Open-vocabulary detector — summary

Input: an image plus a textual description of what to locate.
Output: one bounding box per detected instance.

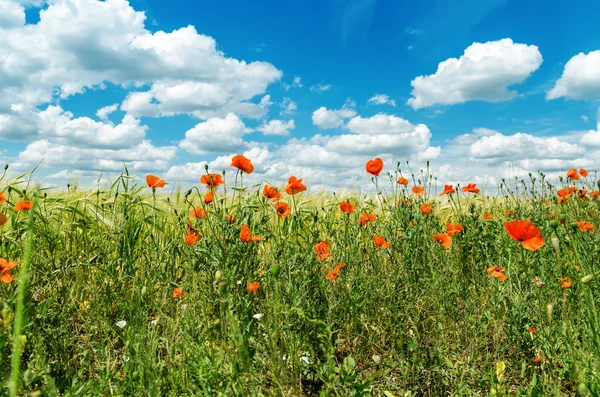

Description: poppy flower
[15,200,33,211]
[528,327,536,334]
[0,214,6,227]
[240,224,262,242]
[567,168,580,181]
[284,176,307,195]
[366,158,384,176]
[439,184,455,196]
[462,183,480,194]
[590,191,600,199]
[412,186,425,195]
[274,202,291,218]
[314,241,331,260]
[568,186,578,194]
[446,223,464,237]
[397,177,409,186]
[263,185,283,201]
[326,267,340,281]
[504,210,514,218]
[190,206,207,219]
[484,212,493,220]
[580,168,589,177]
[172,287,186,298]
[226,214,235,224]
[231,155,254,174]
[432,233,452,248]
[0,258,17,283]
[533,356,542,364]
[358,212,376,226]
[201,174,225,189]
[339,201,355,214]
[246,281,260,293]
[558,276,572,289]
[185,228,199,246]
[577,221,594,232]
[373,236,391,249]
[204,191,213,204]
[486,265,507,281]
[504,220,545,251]
[0,192,5,203]
[146,174,166,189]
[578,190,587,199]
[335,262,347,269]
[420,203,432,215]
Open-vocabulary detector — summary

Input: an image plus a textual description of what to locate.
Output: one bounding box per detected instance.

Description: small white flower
[236,280,242,285]
[372,355,381,364]
[116,320,126,328]
[300,356,310,365]
[253,313,264,319]
[150,319,158,325]
[123,356,130,363]
[282,355,288,361]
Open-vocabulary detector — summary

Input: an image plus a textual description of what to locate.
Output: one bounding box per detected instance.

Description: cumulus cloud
[257,119,295,136]
[178,113,250,155]
[547,51,600,100]
[280,98,297,115]
[96,104,119,120]
[310,83,332,93]
[312,105,357,129]
[407,38,543,109]
[283,76,302,91]
[367,94,396,107]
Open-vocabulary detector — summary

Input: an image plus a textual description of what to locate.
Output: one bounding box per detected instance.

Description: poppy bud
[581,275,594,284]
[569,222,578,230]
[218,279,227,294]
[559,214,567,222]
[270,265,281,277]
[549,220,559,229]
[185,189,192,197]
[204,164,209,171]
[3,164,8,170]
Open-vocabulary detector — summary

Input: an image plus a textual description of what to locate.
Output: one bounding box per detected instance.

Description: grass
[0,163,599,396]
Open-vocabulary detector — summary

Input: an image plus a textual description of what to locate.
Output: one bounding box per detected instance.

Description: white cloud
[178,113,249,154]
[280,98,297,115]
[582,115,589,123]
[0,0,25,28]
[346,114,420,135]
[407,38,543,109]
[312,105,357,129]
[96,104,119,120]
[580,108,600,146]
[310,83,332,93]
[367,94,396,107]
[257,119,295,136]
[547,51,600,100]
[283,76,302,91]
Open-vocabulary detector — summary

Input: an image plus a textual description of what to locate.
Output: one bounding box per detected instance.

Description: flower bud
[549,220,559,229]
[581,275,594,284]
[270,265,281,277]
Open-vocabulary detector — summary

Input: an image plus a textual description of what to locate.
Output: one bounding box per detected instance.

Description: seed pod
[549,220,559,229]
[270,265,281,277]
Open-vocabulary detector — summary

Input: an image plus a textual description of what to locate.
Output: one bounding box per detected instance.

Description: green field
[0,162,599,396]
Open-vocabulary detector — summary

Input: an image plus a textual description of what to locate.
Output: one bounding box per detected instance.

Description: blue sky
[1,0,600,190]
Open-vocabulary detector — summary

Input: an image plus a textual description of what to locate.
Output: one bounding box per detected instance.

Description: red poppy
[204,191,213,204]
[432,233,452,248]
[15,200,33,211]
[339,201,355,214]
[462,183,480,194]
[397,177,409,186]
[231,155,254,174]
[558,276,571,289]
[246,281,260,293]
[284,176,307,195]
[504,220,545,251]
[486,265,507,281]
[326,267,340,281]
[578,190,587,199]
[366,158,384,176]
[184,227,199,246]
[567,168,580,181]
[314,241,331,260]
[484,212,493,220]
[533,356,542,364]
[0,192,5,203]
[439,184,455,196]
[0,258,17,284]
[590,191,600,199]
[580,168,589,177]
[528,327,536,334]
[274,202,291,218]
[373,236,391,249]
[420,203,432,215]
[263,185,283,201]
[240,224,261,242]
[577,221,594,232]
[358,212,376,226]
[446,223,464,237]
[201,174,225,189]
[172,287,186,298]
[190,206,207,219]
[146,174,166,189]
[0,214,7,227]
[412,186,425,195]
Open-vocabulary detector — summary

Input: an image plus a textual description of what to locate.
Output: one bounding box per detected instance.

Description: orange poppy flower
[397,177,409,186]
[0,258,17,284]
[184,227,199,246]
[439,184,455,196]
[412,186,425,195]
[326,267,340,281]
[358,212,377,226]
[373,235,391,249]
[339,201,355,214]
[504,210,514,218]
[246,281,260,293]
[580,168,589,177]
[335,262,347,269]
[314,241,331,260]
[484,211,493,220]
[274,202,291,218]
[558,276,572,289]
[533,356,542,363]
[15,200,33,211]
[567,168,580,181]
[226,214,235,223]
[190,206,207,219]
[557,188,571,198]
[204,191,214,204]
[0,214,7,227]
[172,287,186,298]
[201,174,225,189]
[284,176,307,195]
[568,186,578,194]
[486,265,507,281]
[420,203,432,215]
[590,191,600,199]
[366,157,384,176]
[0,192,5,203]
[528,327,536,334]
[446,223,464,237]
[432,233,452,248]
[263,185,283,201]
[146,174,166,189]
[577,221,594,232]
[230,155,254,174]
[240,224,262,242]
[462,183,480,194]
[504,220,545,251]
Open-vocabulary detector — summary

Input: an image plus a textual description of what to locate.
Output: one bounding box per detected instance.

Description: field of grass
[0,160,599,396]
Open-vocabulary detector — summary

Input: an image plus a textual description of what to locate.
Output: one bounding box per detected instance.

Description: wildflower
[533,356,541,363]
[580,168,589,177]
[532,276,545,287]
[484,211,493,220]
[567,168,580,181]
[284,176,307,195]
[274,202,291,218]
[15,200,33,211]
[528,327,536,334]
[577,190,587,199]
[335,262,347,269]
[420,203,432,215]
[253,313,264,319]
[263,185,283,201]
[412,186,425,195]
[246,281,260,293]
[185,227,199,246]
[558,276,572,289]
[146,174,166,189]
[339,201,355,214]
[116,320,127,328]
[204,191,213,204]
[373,236,391,249]
[462,183,480,194]
[190,206,207,219]
[504,220,545,251]
[226,214,235,223]
[326,268,340,280]
[486,265,507,281]
[201,174,225,189]
[397,177,409,186]
[0,258,17,283]
[240,224,261,242]
[432,233,452,248]
[300,356,310,365]
[314,241,331,260]
[577,221,594,232]
[366,157,384,176]
[0,192,5,202]
[505,210,514,218]
[172,287,186,298]
[372,355,381,364]
[439,184,455,195]
[0,214,6,227]
[590,191,600,199]
[230,155,254,174]
[446,223,464,237]
[358,212,377,226]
